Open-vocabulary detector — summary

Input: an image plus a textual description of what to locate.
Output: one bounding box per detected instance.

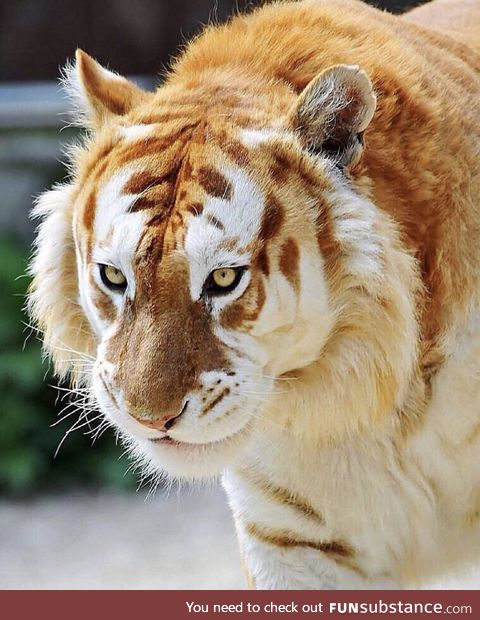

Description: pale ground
[0,487,478,590]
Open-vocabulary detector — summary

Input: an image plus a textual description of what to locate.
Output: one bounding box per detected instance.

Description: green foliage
[0,235,137,495]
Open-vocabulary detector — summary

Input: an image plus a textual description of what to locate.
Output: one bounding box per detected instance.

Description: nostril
[164,415,177,431]
[164,400,189,431]
[180,399,189,416]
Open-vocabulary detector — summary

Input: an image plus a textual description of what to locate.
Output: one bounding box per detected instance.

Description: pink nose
[134,402,188,432]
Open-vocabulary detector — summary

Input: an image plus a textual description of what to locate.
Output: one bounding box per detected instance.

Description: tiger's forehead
[77,117,333,293]
[79,120,279,283]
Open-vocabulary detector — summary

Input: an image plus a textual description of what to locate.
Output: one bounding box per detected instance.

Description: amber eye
[99,264,127,291]
[213,268,236,288]
[205,267,246,297]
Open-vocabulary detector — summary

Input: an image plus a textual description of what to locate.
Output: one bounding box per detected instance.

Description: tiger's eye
[100,264,127,290]
[212,268,236,288]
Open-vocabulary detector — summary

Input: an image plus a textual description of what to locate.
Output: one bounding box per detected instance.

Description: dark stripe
[129,196,158,212]
[245,523,364,577]
[255,247,270,276]
[196,166,233,200]
[220,140,250,167]
[206,214,225,231]
[146,212,170,228]
[135,223,168,267]
[420,350,445,399]
[117,124,196,167]
[200,387,230,416]
[185,202,204,217]
[259,194,284,242]
[225,344,255,364]
[128,170,179,214]
[279,237,300,292]
[245,523,353,557]
[239,469,324,525]
[83,190,97,231]
[123,171,168,195]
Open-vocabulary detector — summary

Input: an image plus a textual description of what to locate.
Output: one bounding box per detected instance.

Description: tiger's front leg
[237,520,402,590]
[224,470,400,590]
[237,523,373,590]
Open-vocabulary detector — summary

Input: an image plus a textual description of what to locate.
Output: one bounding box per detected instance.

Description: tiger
[28,0,480,589]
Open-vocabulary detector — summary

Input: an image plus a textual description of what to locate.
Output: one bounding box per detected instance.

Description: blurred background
[1,0,476,590]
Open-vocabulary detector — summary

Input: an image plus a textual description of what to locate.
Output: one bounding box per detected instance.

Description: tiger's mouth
[147,420,253,451]
[150,435,175,444]
[131,410,258,478]
[149,434,181,446]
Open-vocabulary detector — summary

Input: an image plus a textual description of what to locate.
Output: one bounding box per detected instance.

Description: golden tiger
[29,0,480,589]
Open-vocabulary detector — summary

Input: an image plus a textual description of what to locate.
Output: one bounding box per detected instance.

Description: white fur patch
[328,183,383,280]
[93,168,147,289]
[241,127,282,148]
[79,167,148,329]
[184,164,265,303]
[120,124,157,142]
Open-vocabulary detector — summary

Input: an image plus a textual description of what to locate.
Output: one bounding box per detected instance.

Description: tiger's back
[405,0,480,54]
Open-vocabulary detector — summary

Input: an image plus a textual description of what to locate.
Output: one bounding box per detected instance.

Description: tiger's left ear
[63,49,149,129]
[288,64,376,168]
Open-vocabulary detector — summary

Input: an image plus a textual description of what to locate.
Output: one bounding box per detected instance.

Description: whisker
[51,401,95,427]
[49,384,91,395]
[91,420,112,443]
[54,413,104,457]
[235,388,289,396]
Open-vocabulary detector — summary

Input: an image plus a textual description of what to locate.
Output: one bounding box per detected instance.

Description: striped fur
[29,0,480,589]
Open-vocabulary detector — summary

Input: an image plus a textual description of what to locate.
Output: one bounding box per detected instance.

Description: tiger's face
[78,121,339,479]
[31,51,382,479]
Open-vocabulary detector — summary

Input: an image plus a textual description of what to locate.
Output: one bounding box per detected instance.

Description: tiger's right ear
[63,49,149,129]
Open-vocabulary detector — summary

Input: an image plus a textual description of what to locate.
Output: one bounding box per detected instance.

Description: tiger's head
[29,51,419,479]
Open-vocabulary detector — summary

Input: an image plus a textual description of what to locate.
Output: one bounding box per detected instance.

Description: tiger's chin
[127,422,255,480]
